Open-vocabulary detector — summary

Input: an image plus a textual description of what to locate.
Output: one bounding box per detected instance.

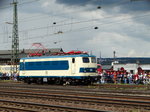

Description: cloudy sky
[0,0,150,58]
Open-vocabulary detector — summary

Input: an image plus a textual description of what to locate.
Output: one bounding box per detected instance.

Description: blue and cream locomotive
[19,53,98,85]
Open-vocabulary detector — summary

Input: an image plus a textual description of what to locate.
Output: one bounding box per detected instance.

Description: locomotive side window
[72,58,75,63]
[91,57,96,63]
[82,57,89,63]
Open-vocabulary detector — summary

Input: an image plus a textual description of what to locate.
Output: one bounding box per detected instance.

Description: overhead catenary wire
[3,18,148,49]
[0,12,149,36]
[0,0,41,10]
[17,0,130,23]
[0,17,149,46]
[0,0,149,48]
[0,0,130,23]
[0,0,146,25]
[18,13,150,40]
[0,11,149,46]
[0,4,12,10]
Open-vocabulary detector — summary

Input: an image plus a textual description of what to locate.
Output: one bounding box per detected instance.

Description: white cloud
[127,49,136,57]
[42,2,50,8]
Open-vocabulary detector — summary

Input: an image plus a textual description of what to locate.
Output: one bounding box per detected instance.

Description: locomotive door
[71,58,76,74]
[22,59,26,74]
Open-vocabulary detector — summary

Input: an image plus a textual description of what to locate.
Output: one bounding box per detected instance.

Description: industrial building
[0,48,63,65]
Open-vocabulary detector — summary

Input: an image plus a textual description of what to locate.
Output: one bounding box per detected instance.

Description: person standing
[124,72,128,84]
[100,72,105,84]
[137,73,143,84]
[134,73,139,84]
[113,71,117,84]
[143,72,148,84]
[128,72,133,84]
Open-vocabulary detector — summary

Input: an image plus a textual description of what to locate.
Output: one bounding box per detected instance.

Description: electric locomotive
[19,52,98,85]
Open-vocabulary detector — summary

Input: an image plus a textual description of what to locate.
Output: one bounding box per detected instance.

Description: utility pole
[113,51,116,62]
[11,0,19,73]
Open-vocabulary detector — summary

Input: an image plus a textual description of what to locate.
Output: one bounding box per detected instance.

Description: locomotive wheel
[36,78,43,84]
[55,80,63,85]
[27,78,31,84]
[70,81,77,85]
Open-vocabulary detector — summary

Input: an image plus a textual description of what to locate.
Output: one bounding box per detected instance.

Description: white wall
[113,63,138,74]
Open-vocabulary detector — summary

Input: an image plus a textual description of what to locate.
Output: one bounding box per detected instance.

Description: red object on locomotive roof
[28,43,88,57]
[66,50,88,55]
[28,43,47,57]
[53,50,88,55]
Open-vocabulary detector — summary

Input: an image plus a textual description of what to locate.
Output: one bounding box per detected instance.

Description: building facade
[0,48,63,65]
[99,57,150,74]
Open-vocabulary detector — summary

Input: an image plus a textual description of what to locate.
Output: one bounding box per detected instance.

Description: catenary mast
[11,0,19,73]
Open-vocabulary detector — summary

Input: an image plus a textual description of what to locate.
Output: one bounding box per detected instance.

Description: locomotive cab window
[82,57,89,63]
[72,58,75,63]
[91,57,96,63]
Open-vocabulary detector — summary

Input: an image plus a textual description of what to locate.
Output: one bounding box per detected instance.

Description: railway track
[0,106,37,112]
[0,90,150,107]
[0,82,150,111]
[0,83,150,95]
[0,88,150,102]
[0,99,105,112]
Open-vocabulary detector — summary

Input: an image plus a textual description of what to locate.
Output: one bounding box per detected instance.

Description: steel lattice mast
[11,0,19,73]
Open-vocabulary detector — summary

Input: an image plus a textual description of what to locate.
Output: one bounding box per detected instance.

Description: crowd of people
[0,72,19,81]
[97,70,150,85]
[0,68,150,85]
